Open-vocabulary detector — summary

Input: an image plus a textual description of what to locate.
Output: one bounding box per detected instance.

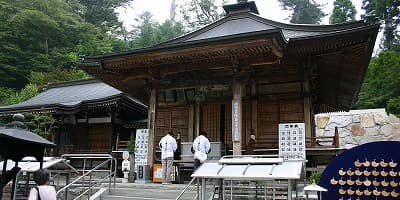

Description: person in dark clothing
[174,133,182,160]
[245,131,256,155]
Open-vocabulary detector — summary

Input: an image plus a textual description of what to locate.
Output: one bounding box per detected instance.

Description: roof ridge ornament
[223,1,259,15]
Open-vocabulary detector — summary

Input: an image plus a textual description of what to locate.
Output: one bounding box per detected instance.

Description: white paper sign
[278,123,306,160]
[134,129,149,172]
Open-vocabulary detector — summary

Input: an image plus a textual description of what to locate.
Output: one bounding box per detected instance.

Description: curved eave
[155,12,373,47]
[0,129,55,147]
[0,94,147,117]
[82,29,287,66]
[289,24,379,43]
[81,22,379,69]
[310,25,379,113]
[0,134,55,147]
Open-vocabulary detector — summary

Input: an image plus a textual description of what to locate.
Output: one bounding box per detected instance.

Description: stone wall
[315,108,400,149]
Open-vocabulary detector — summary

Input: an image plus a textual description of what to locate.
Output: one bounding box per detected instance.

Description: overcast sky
[117,0,365,30]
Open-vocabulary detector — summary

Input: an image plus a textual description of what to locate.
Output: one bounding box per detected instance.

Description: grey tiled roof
[158,12,373,46]
[86,7,377,61]
[186,17,276,41]
[0,80,145,112]
[0,127,54,146]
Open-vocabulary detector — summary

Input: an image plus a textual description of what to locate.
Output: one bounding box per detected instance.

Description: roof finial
[223,1,259,15]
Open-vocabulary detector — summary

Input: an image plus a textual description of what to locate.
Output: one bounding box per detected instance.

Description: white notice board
[278,123,306,160]
[135,129,149,171]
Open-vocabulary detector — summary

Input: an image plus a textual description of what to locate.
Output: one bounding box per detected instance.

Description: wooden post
[251,81,258,140]
[303,81,312,140]
[334,127,339,148]
[147,86,158,166]
[110,111,116,151]
[188,104,195,142]
[232,77,243,155]
[195,102,200,137]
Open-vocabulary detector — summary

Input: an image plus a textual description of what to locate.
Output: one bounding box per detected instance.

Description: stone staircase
[96,180,309,200]
[98,183,198,200]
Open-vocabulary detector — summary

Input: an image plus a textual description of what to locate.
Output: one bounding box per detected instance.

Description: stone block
[342,135,357,145]
[373,111,389,125]
[327,115,353,129]
[389,114,400,123]
[359,136,382,144]
[315,128,325,137]
[351,124,365,136]
[360,113,375,128]
[380,124,393,137]
[365,127,379,136]
[339,127,351,137]
[352,115,360,123]
[323,129,335,137]
[392,123,400,130]
[316,116,329,128]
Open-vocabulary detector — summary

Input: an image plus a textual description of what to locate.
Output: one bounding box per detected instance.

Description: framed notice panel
[278,123,306,160]
[134,129,149,170]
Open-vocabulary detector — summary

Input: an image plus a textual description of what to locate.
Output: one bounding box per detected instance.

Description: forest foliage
[0,0,399,116]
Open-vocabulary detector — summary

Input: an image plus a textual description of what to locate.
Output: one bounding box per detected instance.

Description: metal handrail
[175,177,198,200]
[71,170,115,199]
[56,154,117,199]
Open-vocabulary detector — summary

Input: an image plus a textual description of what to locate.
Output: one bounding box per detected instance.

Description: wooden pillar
[303,81,312,139]
[195,102,200,137]
[147,86,158,166]
[232,77,243,155]
[188,104,195,142]
[251,82,258,138]
[110,111,116,152]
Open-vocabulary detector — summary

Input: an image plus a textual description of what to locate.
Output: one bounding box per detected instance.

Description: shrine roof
[0,79,147,115]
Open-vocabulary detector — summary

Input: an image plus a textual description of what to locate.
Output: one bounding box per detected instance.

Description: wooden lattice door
[200,103,221,142]
[155,107,190,143]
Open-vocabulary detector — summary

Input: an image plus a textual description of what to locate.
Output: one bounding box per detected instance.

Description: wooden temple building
[0,79,148,155]
[80,2,379,166]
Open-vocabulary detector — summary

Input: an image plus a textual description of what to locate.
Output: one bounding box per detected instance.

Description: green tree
[25,112,57,137]
[130,11,159,48]
[0,0,122,89]
[177,0,223,31]
[278,0,325,24]
[2,84,39,106]
[0,87,16,106]
[29,68,90,86]
[362,0,400,50]
[155,20,185,43]
[330,0,356,24]
[78,0,131,30]
[387,97,400,116]
[355,51,400,115]
[130,12,185,48]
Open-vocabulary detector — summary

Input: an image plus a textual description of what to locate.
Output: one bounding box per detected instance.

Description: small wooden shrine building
[0,79,148,155]
[80,2,379,165]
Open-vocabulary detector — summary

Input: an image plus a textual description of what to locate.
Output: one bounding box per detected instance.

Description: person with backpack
[28,169,56,200]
